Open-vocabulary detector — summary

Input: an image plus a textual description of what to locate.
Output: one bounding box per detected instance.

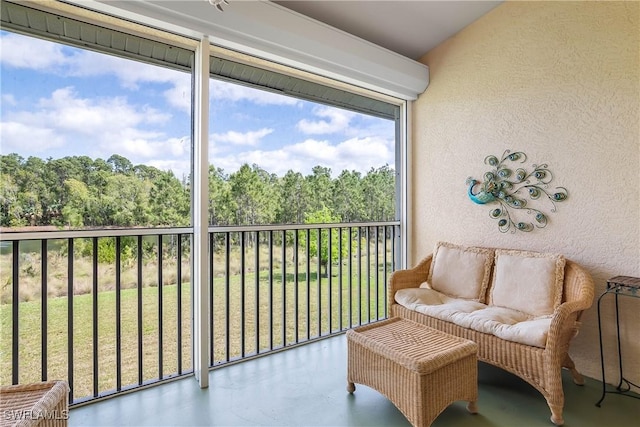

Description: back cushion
[427,242,494,302]
[490,249,565,317]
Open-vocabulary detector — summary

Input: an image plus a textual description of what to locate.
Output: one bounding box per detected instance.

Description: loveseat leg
[549,404,564,426]
[563,354,584,385]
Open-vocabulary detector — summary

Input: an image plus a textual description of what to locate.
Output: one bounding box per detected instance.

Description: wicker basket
[0,381,69,427]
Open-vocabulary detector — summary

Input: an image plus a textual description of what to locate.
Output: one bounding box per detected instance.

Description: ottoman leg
[466,401,478,414]
[347,382,356,393]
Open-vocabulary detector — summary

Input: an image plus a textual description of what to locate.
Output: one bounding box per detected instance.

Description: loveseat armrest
[545,260,594,354]
[387,255,433,312]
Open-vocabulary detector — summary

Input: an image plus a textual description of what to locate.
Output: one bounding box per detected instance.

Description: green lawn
[0,266,388,401]
[0,284,192,399]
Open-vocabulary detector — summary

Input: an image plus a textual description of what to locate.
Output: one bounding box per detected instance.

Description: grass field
[0,249,389,401]
[0,283,192,399]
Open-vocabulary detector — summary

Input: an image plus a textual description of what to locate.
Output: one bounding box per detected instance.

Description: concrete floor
[70,334,639,426]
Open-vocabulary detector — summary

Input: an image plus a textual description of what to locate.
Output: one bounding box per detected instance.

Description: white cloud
[287,139,337,162]
[146,159,191,181]
[64,51,192,113]
[25,87,171,136]
[211,128,273,146]
[0,121,66,153]
[344,115,396,139]
[107,135,189,160]
[162,77,192,113]
[296,106,355,134]
[2,87,189,169]
[1,32,192,113]
[0,32,69,69]
[211,136,393,177]
[62,52,192,112]
[212,80,299,105]
[1,94,17,106]
[67,52,170,86]
[339,136,393,163]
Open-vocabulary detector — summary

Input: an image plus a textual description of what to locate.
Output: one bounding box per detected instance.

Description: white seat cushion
[457,306,550,347]
[394,290,551,348]
[414,298,487,325]
[493,317,552,348]
[394,287,449,310]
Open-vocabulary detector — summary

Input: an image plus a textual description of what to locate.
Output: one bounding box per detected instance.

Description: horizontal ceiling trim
[73,0,429,100]
[210,45,404,108]
[210,56,399,120]
[13,0,199,50]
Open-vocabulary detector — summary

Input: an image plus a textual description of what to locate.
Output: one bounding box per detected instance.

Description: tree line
[0,153,395,229]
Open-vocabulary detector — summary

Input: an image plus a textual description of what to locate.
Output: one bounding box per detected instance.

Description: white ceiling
[272,1,503,60]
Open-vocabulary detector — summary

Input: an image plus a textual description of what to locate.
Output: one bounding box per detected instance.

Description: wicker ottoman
[0,381,69,427]
[347,318,478,427]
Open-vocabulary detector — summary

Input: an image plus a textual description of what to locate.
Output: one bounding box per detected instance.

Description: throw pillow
[489,249,565,317]
[427,242,494,302]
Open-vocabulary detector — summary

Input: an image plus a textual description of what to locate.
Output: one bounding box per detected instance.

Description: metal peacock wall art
[466,150,568,233]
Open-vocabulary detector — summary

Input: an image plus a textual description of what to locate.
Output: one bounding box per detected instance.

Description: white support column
[193,37,210,388]
[401,101,411,270]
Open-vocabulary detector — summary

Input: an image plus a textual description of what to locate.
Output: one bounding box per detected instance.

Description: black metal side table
[595,276,640,407]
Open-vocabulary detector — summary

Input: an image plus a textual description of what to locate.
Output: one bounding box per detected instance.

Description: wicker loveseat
[388,242,594,426]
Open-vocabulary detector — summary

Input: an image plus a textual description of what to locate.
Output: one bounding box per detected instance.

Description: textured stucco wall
[412,1,639,385]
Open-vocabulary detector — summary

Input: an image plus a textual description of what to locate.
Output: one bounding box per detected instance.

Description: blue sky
[0,30,395,180]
